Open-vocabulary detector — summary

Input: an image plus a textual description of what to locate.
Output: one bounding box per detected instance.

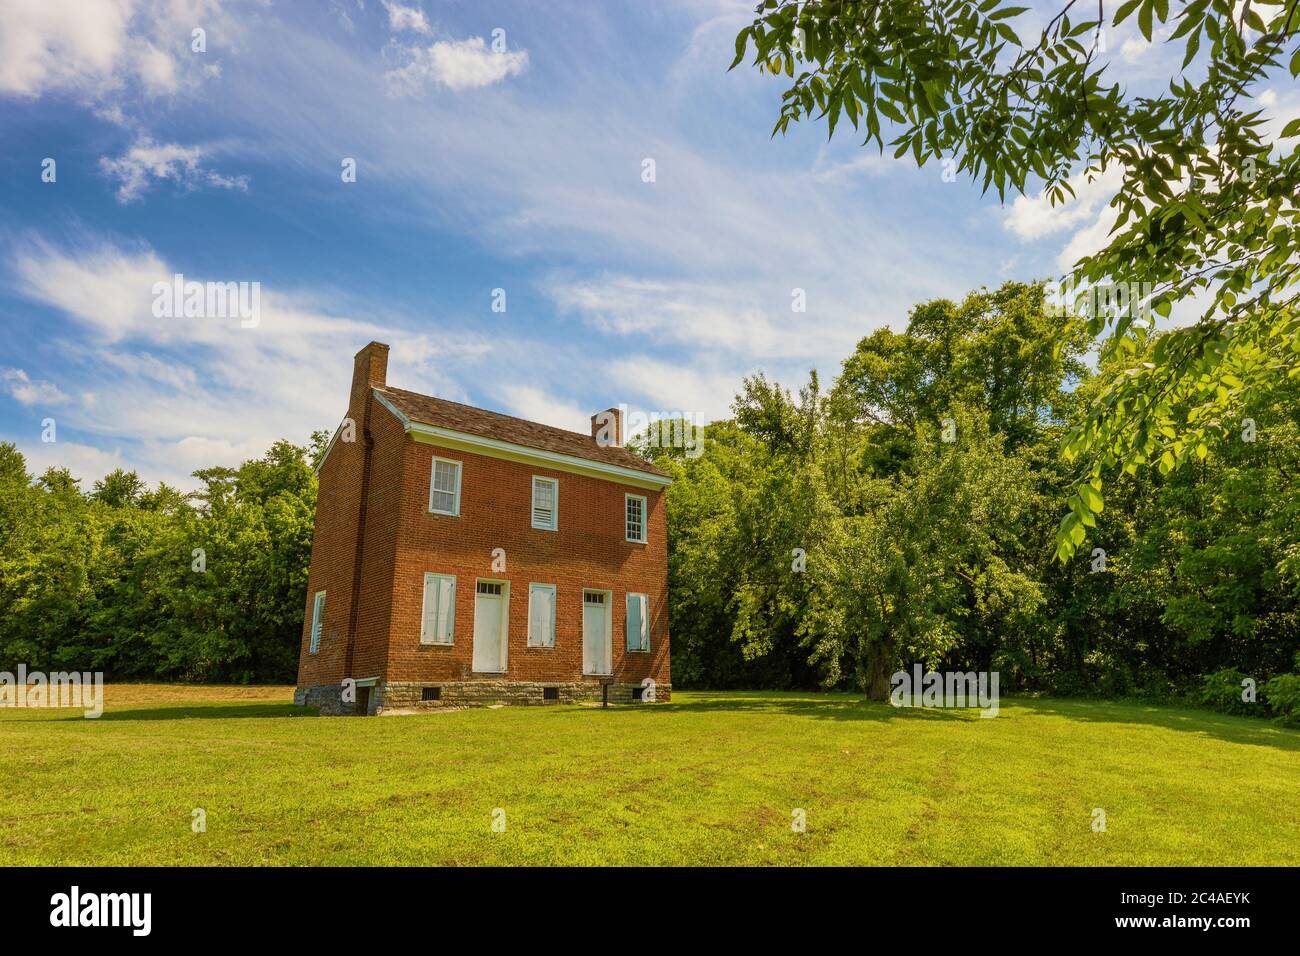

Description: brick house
[295,342,673,714]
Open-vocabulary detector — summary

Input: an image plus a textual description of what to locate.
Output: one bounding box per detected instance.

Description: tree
[731,0,1300,559]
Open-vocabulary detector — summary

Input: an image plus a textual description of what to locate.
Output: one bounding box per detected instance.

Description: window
[626,592,649,652]
[476,581,504,596]
[428,457,462,515]
[531,476,558,530]
[528,583,556,647]
[421,686,441,701]
[625,494,647,543]
[309,590,326,653]
[420,573,456,645]
[584,591,606,606]
[543,686,559,701]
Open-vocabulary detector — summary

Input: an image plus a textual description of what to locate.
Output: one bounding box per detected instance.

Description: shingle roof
[375,386,670,478]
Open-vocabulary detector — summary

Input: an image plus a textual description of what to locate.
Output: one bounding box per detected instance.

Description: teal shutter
[626,594,643,651]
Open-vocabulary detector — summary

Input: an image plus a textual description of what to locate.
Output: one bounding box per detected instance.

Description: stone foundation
[294,682,375,716]
[296,679,671,715]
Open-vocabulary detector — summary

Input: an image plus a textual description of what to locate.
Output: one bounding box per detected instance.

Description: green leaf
[1078,484,1104,514]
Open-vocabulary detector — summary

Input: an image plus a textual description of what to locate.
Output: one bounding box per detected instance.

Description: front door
[583,590,610,675]
[473,581,507,673]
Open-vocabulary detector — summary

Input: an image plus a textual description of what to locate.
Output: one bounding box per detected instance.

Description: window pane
[533,478,555,528]
[626,496,645,541]
[431,460,459,513]
[433,461,456,491]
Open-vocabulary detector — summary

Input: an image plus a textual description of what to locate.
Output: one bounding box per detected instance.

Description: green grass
[2,685,1297,865]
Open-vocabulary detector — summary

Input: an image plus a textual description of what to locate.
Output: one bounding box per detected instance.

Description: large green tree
[732,0,1300,559]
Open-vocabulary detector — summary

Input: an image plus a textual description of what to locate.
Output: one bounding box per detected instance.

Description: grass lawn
[1,685,1297,866]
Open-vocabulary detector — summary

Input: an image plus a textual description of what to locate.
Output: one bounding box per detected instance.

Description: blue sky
[2,0,1295,489]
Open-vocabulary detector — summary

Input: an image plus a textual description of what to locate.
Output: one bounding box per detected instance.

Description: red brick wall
[296,405,365,689]
[298,352,670,694]
[383,436,670,689]
[297,343,397,688]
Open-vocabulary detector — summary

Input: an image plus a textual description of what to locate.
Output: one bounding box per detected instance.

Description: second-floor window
[429,457,462,516]
[532,476,558,530]
[626,494,647,543]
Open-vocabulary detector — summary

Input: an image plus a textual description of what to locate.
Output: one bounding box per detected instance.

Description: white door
[583,590,610,675]
[473,581,507,672]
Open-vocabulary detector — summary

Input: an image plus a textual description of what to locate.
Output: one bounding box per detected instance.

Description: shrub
[1263,674,1300,728]
[1198,669,1257,717]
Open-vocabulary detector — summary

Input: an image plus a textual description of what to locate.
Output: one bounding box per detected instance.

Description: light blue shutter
[310,591,325,652]
[437,576,455,643]
[422,575,456,644]
[626,594,643,651]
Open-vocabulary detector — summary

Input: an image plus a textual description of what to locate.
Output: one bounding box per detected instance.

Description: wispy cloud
[385,36,529,95]
[99,139,250,202]
[6,233,491,487]
[1,368,69,407]
[381,1,431,35]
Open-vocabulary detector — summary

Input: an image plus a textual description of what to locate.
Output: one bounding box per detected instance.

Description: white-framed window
[420,573,456,645]
[528,583,556,647]
[625,494,647,543]
[531,476,558,531]
[429,457,462,516]
[625,592,649,652]
[309,590,326,654]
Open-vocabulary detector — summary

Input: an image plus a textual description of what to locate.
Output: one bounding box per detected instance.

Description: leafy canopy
[732,0,1300,560]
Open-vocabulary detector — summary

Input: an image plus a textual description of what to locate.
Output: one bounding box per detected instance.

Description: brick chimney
[350,341,389,413]
[591,406,623,447]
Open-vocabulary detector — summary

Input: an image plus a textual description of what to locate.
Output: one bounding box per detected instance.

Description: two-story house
[295,341,672,714]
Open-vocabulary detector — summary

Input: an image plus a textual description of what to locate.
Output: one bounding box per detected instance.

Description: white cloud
[99,139,250,202]
[496,385,591,434]
[7,234,494,489]
[136,42,179,94]
[547,274,843,359]
[1256,87,1300,148]
[811,149,898,183]
[607,357,736,423]
[1119,36,1149,63]
[0,0,134,96]
[1,368,70,407]
[381,1,431,35]
[385,37,529,95]
[1002,165,1128,271]
[12,440,126,487]
[1004,165,1124,242]
[0,0,232,101]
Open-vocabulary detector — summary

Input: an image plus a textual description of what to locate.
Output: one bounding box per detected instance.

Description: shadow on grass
[590,691,1300,749]
[1020,697,1300,751]
[94,703,318,721]
[607,691,976,723]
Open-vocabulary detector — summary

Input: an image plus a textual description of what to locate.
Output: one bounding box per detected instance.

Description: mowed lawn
[1,686,1297,866]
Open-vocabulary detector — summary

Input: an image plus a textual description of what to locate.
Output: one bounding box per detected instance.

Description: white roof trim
[313,417,347,477]
[373,388,671,489]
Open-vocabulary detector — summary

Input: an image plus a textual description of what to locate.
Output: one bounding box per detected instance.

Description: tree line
[2,282,1297,722]
[644,281,1300,723]
[0,435,324,683]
